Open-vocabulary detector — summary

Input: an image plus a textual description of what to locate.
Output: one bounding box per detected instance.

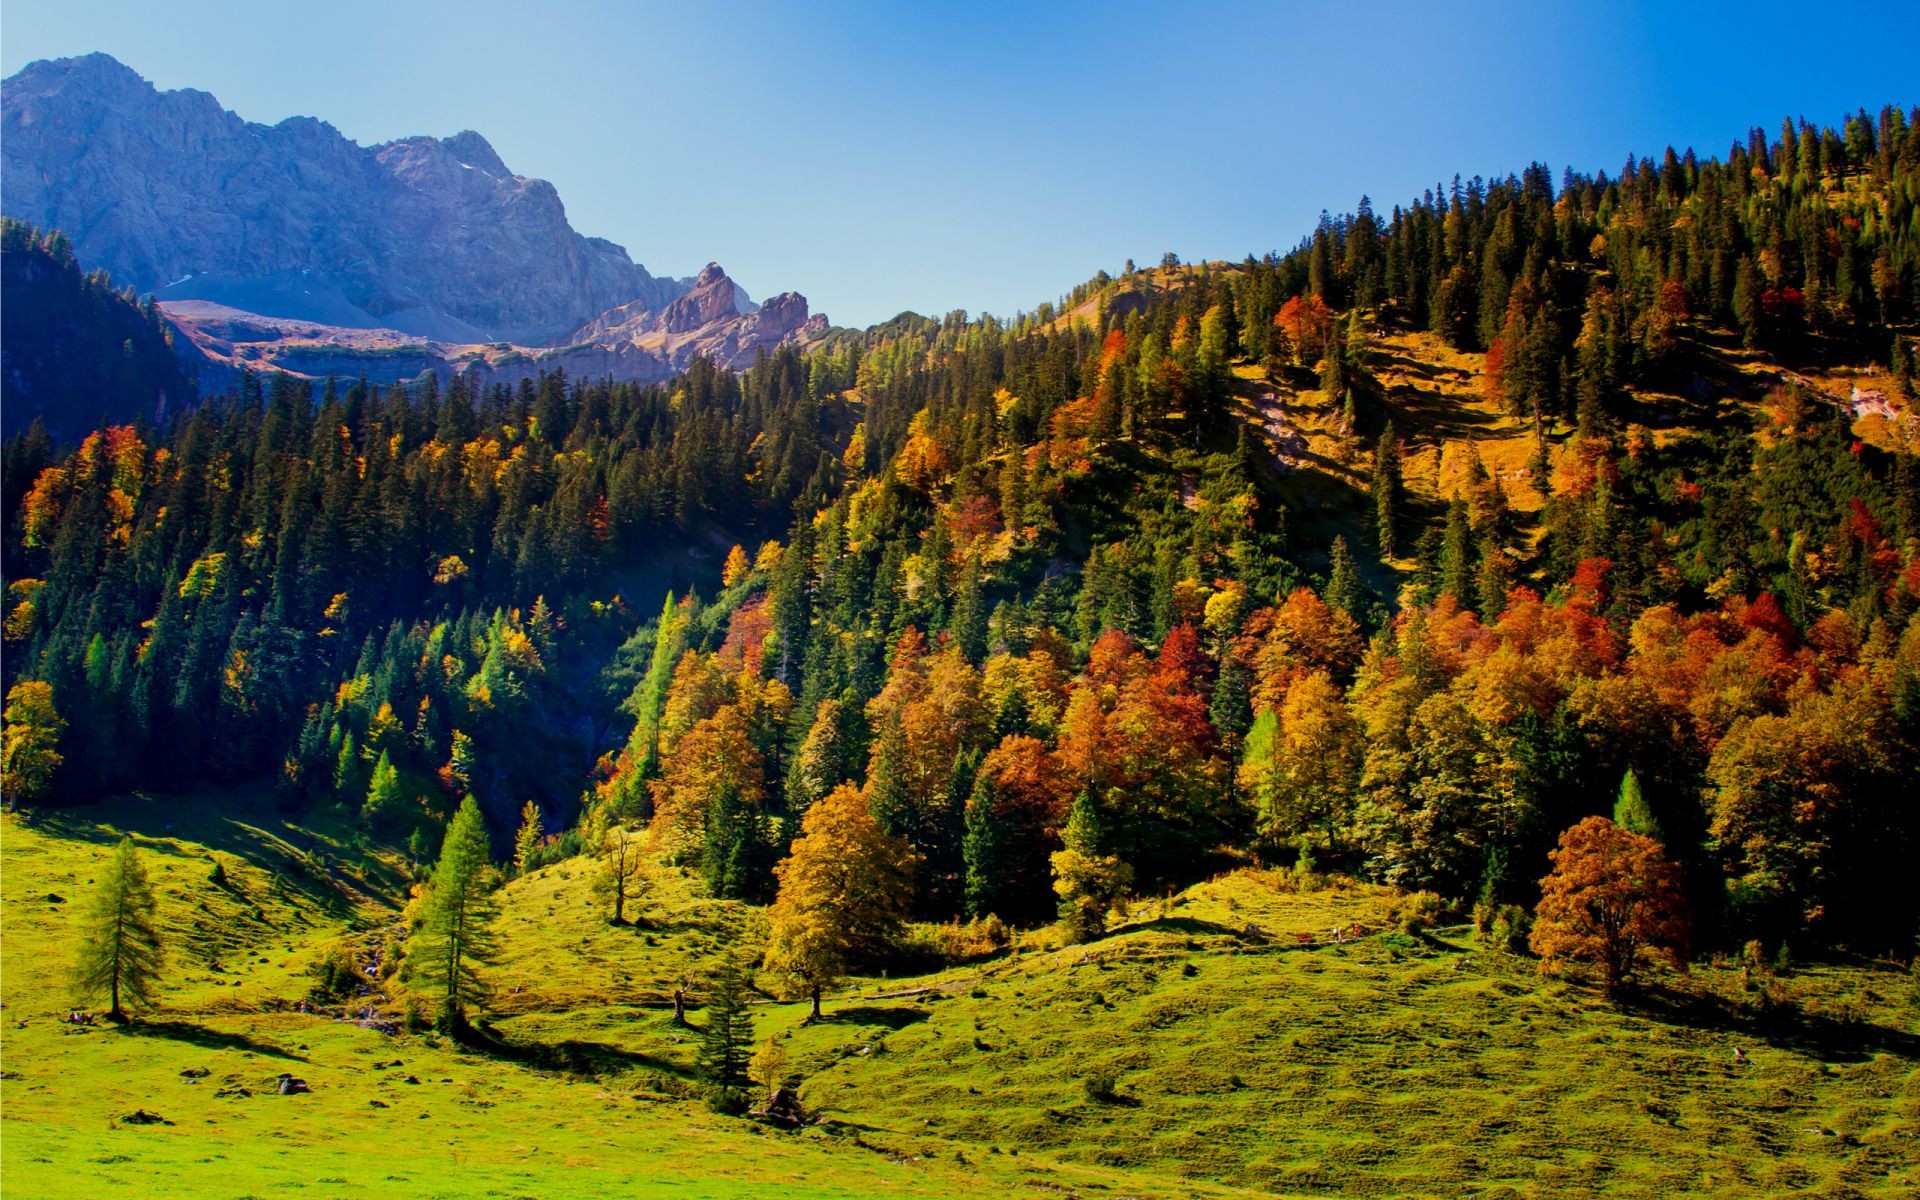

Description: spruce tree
[1371,424,1402,559]
[72,837,165,1020]
[1326,536,1364,620]
[961,768,1003,920]
[1051,787,1132,943]
[1439,496,1475,606]
[696,961,755,1114]
[364,750,404,823]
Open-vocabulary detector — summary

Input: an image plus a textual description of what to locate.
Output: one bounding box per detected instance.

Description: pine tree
[1051,787,1132,943]
[696,960,755,1114]
[72,837,164,1020]
[512,800,542,877]
[408,797,497,1030]
[1326,536,1364,620]
[1371,423,1402,559]
[961,768,1004,919]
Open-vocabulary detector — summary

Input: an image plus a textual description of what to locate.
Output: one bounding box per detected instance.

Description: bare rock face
[1,53,685,344]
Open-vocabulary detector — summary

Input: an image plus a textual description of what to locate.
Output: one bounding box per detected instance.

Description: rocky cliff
[1,53,682,344]
[2,53,832,386]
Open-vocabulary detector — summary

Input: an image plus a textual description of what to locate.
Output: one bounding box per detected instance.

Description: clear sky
[4,1,1916,328]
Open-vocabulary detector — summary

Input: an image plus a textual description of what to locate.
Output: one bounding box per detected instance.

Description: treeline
[6,110,1920,960]
[1,351,844,828]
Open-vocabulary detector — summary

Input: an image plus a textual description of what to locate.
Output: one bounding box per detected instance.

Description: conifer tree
[1439,496,1475,606]
[1325,536,1364,620]
[961,768,1004,919]
[72,837,164,1020]
[409,797,497,1029]
[364,750,405,823]
[1051,787,1132,943]
[1371,423,1402,559]
[512,800,542,877]
[1611,768,1661,843]
[696,960,755,1114]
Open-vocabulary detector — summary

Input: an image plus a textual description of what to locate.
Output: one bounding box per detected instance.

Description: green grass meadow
[3,792,1916,1198]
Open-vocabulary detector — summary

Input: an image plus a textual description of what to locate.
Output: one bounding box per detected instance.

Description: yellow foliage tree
[2,680,65,805]
[763,783,916,1020]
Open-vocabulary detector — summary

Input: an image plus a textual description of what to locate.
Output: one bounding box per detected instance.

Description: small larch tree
[764,783,916,1020]
[408,797,498,1029]
[73,836,165,1020]
[512,800,543,877]
[1530,816,1689,995]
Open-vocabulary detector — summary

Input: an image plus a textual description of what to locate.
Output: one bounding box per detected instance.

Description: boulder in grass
[274,1074,311,1095]
[752,1087,808,1129]
[120,1109,172,1125]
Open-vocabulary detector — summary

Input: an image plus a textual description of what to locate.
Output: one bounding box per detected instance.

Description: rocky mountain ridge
[2,53,827,385]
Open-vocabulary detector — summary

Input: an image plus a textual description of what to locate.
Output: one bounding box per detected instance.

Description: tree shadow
[1118,915,1265,943]
[123,1019,310,1062]
[461,1022,690,1079]
[1624,984,1920,1064]
[20,793,388,918]
[822,1006,930,1030]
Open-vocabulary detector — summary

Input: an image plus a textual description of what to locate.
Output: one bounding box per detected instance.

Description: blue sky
[5,1,1916,328]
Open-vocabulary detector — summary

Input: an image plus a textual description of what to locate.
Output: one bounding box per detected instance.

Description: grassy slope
[0,796,1241,1200]
[484,852,1919,1199]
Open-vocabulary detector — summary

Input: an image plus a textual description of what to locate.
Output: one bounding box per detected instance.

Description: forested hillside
[7,106,1920,961]
[1,218,205,437]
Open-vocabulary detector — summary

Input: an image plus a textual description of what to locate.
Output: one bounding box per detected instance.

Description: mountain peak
[440,129,508,177]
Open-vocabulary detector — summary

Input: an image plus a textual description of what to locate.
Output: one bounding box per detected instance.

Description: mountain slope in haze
[0,218,207,437]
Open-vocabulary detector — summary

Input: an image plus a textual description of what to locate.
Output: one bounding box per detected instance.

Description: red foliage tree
[1530,816,1689,994]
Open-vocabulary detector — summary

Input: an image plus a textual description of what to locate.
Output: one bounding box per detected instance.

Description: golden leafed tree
[1530,816,1688,994]
[2,679,65,804]
[763,783,916,1020]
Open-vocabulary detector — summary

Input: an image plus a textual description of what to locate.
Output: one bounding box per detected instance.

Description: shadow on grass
[1625,985,1920,1064]
[124,1019,310,1062]
[462,1022,691,1079]
[1118,915,1277,945]
[820,1006,930,1030]
[19,793,392,918]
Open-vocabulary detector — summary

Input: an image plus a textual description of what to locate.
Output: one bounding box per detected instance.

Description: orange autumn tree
[763,783,917,1020]
[1530,816,1689,994]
